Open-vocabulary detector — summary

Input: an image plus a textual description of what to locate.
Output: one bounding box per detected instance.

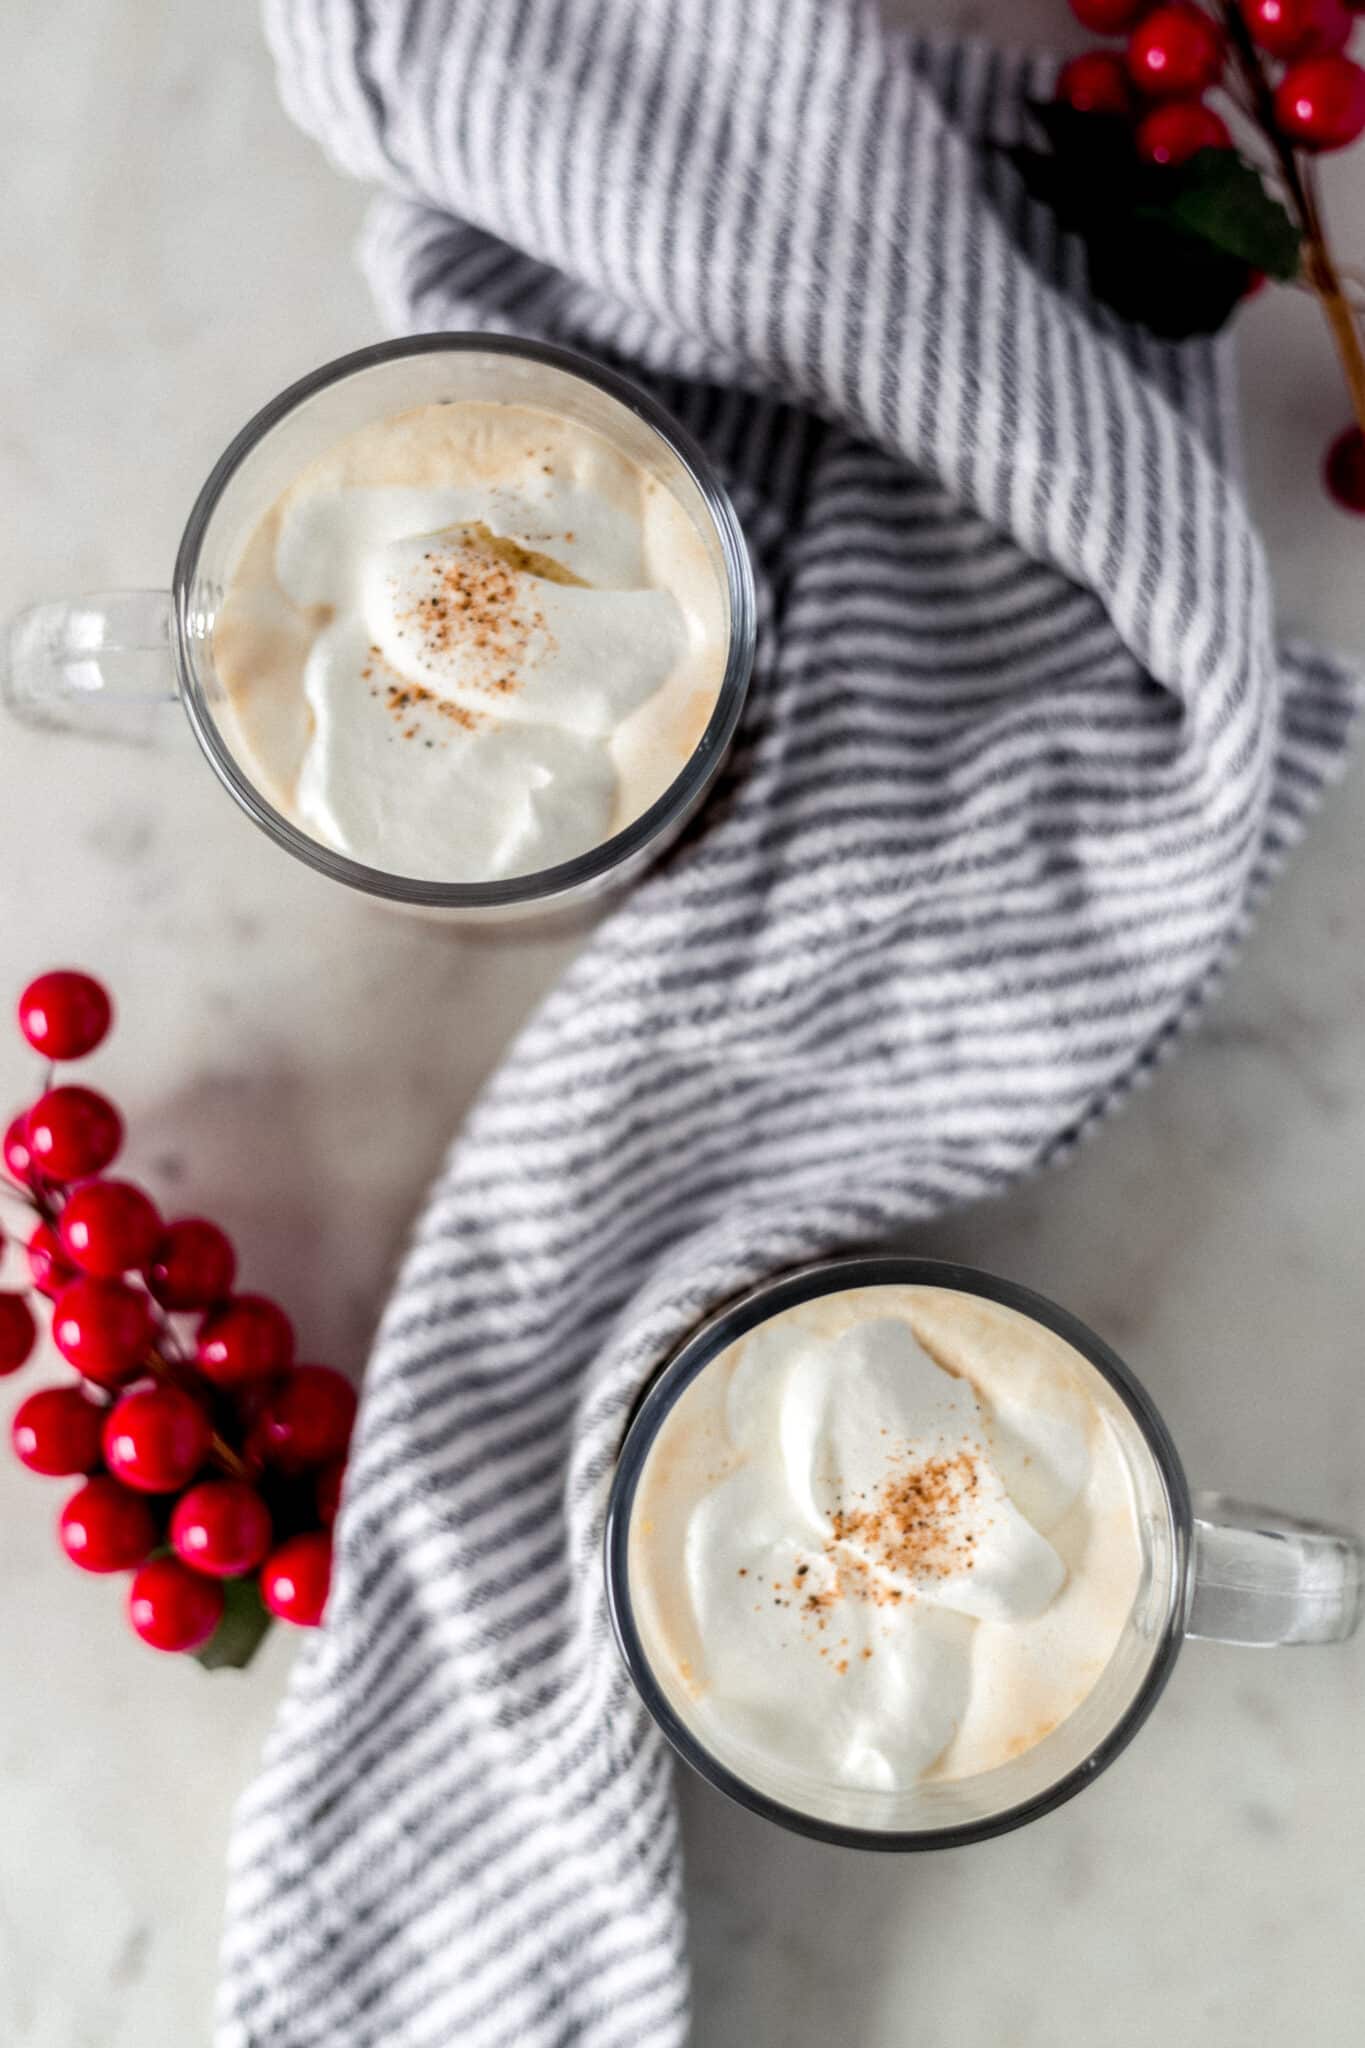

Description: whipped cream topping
[212,402,728,882]
[628,1287,1144,1800]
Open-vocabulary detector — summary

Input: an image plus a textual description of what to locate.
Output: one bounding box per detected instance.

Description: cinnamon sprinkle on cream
[829,1449,985,1587]
[377,524,586,741]
[734,1446,994,1656]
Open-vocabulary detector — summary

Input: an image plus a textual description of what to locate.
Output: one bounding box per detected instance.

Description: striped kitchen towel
[220,3,1357,2044]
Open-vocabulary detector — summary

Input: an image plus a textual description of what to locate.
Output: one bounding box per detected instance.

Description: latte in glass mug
[628,1283,1144,1802]
[213,399,729,883]
[608,1259,1362,1845]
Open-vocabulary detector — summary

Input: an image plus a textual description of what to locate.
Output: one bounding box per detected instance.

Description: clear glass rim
[604,1254,1193,1852]
[171,333,757,907]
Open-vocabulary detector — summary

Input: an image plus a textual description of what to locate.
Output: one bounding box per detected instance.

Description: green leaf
[195,1575,273,1672]
[1010,107,1142,229]
[1089,219,1252,338]
[1000,103,1300,339]
[1025,100,1141,181]
[1142,150,1302,281]
[1005,147,1102,237]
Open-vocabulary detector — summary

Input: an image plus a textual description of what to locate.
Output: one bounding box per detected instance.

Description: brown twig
[208,1432,252,1481]
[139,1345,253,1477]
[1299,159,1365,429]
[1220,1,1365,434]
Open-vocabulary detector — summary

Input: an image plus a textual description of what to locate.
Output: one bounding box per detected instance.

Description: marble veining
[1,4,1363,2044]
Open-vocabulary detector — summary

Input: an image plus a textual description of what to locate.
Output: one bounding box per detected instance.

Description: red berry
[147,1217,237,1311]
[196,1294,294,1389]
[1325,424,1365,511]
[51,1276,153,1387]
[1128,4,1225,95]
[1070,0,1150,27]
[17,970,113,1061]
[128,1554,224,1652]
[1056,51,1135,116]
[1137,97,1233,160]
[25,1086,122,1182]
[171,1479,273,1577]
[0,1292,38,1375]
[102,1383,211,1492]
[255,1366,357,1474]
[59,1475,156,1572]
[261,1531,332,1627]
[315,1457,346,1528]
[4,1111,38,1187]
[11,1385,106,1475]
[1242,0,1352,57]
[59,1179,161,1279]
[1275,53,1365,145]
[28,1220,76,1299]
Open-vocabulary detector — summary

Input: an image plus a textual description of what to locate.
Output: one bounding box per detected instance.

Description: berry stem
[0,1169,59,1231]
[1300,160,1365,429]
[143,1342,250,1478]
[209,1432,252,1482]
[1219,1,1365,434]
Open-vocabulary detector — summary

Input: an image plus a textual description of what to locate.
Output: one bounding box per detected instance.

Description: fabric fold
[219,5,1357,2045]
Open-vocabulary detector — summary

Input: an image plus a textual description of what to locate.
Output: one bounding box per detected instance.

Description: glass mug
[604,1256,1362,1849]
[0,335,756,921]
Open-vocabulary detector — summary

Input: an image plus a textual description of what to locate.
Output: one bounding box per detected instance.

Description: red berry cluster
[1061,1,1365,159]
[2,971,352,1660]
[1058,2,1365,513]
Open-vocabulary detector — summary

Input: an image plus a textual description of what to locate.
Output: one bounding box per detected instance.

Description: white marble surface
[1,4,1363,2043]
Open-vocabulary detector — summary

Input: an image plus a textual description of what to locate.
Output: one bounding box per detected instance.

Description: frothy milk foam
[213,401,729,881]
[628,1286,1145,1805]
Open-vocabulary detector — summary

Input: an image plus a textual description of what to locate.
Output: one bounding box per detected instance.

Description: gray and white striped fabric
[220,3,1357,2043]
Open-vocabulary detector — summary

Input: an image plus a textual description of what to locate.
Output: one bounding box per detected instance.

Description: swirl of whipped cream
[213,403,728,883]
[628,1296,1147,1798]
[284,496,685,880]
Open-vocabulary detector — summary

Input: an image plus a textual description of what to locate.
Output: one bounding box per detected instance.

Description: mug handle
[2,593,178,741]
[1187,1492,1362,1647]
